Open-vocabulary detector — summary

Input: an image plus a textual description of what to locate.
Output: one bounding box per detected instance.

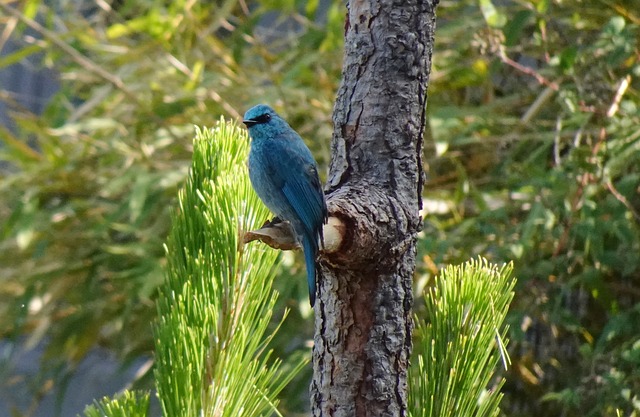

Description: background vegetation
[0,0,638,416]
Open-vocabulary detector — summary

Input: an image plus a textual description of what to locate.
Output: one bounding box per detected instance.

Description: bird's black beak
[243,119,257,128]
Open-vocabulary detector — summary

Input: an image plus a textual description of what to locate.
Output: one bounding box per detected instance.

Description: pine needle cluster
[80,120,305,417]
[410,258,515,417]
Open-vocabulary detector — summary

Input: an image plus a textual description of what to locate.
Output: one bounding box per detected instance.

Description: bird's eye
[254,113,271,124]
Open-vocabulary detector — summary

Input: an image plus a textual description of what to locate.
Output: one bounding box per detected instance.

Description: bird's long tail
[302,234,319,307]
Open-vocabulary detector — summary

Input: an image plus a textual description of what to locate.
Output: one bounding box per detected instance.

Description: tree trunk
[311,1,438,416]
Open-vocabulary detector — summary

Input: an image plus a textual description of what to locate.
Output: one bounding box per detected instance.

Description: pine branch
[153,120,306,417]
[409,257,516,417]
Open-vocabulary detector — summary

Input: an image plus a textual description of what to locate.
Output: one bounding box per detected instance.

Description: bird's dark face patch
[254,113,271,124]
[243,112,271,127]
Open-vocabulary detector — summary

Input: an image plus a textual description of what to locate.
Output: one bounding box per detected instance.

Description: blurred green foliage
[418,1,640,416]
[0,0,639,415]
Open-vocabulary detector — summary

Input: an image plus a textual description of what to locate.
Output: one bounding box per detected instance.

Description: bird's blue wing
[261,137,326,239]
[280,159,326,240]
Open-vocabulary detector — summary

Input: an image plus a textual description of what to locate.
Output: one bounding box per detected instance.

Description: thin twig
[606,75,631,117]
[499,51,559,91]
[521,85,556,125]
[0,13,18,52]
[553,115,562,166]
[606,179,640,223]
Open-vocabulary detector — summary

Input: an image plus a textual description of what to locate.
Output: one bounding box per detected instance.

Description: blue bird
[243,104,328,306]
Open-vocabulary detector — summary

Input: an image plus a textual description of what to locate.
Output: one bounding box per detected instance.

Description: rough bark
[311,1,438,416]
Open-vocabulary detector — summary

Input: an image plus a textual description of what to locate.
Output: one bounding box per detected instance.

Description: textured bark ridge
[311,1,438,416]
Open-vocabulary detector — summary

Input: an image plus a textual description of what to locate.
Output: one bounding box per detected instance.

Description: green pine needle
[409,257,516,417]
[80,391,150,417]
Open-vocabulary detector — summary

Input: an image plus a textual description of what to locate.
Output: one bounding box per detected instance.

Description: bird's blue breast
[248,137,288,218]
